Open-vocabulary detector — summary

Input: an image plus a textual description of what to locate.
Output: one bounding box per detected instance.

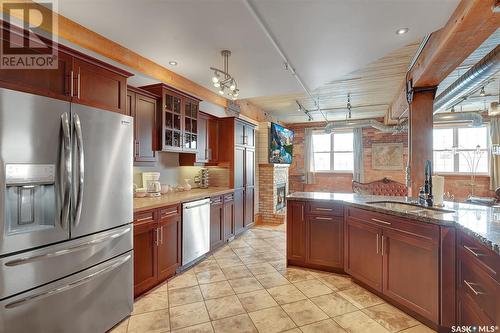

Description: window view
[433,126,489,174]
[312,131,354,172]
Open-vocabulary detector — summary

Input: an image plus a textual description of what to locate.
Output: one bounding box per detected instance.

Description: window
[433,126,489,174]
[312,131,353,172]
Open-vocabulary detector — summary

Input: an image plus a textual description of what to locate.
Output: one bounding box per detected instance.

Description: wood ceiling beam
[387,0,499,120]
[0,0,228,108]
[410,0,500,87]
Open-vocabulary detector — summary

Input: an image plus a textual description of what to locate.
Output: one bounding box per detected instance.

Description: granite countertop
[134,187,234,213]
[287,192,500,255]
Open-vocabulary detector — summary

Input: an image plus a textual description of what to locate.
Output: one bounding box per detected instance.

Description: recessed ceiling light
[169,61,178,66]
[396,28,409,35]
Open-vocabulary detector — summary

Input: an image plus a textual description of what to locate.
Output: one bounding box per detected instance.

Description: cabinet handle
[376,234,379,254]
[371,218,392,226]
[381,235,385,255]
[77,68,81,99]
[155,228,160,246]
[160,226,163,245]
[134,140,139,157]
[70,71,74,97]
[315,216,332,220]
[463,245,483,257]
[464,280,484,296]
[136,216,152,222]
[316,208,333,211]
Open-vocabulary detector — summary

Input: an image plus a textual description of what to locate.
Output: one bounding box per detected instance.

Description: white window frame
[312,130,354,173]
[433,124,490,175]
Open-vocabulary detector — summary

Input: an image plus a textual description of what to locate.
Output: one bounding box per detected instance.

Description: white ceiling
[57,0,459,106]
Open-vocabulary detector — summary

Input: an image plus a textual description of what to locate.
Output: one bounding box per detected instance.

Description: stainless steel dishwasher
[182,198,211,266]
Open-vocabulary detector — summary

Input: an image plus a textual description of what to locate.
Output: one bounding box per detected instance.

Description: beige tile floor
[110,224,436,333]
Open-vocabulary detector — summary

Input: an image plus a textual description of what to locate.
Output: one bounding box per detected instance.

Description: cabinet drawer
[134,210,156,225]
[460,232,499,283]
[307,201,343,217]
[224,193,234,202]
[346,207,439,243]
[159,204,180,219]
[211,196,223,205]
[459,251,500,324]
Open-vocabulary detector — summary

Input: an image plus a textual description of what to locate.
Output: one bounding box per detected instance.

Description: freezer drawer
[0,251,133,333]
[0,224,132,300]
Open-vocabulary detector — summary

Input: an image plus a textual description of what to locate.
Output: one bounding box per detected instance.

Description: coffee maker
[142,172,161,197]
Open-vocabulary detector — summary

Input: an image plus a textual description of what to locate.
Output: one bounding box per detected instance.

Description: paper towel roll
[432,175,445,206]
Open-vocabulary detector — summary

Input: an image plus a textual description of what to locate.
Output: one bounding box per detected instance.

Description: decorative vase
[184,179,192,191]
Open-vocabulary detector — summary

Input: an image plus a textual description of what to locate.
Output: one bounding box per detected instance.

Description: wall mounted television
[269,122,294,164]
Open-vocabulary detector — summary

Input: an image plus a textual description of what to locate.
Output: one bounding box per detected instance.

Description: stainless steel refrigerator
[0,88,134,333]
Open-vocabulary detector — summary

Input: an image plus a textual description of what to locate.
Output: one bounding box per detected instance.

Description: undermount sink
[366,201,455,214]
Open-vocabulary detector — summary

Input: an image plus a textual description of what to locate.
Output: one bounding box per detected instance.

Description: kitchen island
[286,192,500,332]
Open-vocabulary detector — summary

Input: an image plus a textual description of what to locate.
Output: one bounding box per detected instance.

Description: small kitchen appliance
[142,172,161,197]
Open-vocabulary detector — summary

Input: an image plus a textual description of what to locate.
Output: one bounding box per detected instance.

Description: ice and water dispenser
[5,164,57,235]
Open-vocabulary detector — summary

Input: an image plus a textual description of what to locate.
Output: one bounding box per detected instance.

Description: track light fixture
[210,50,240,100]
[480,86,486,97]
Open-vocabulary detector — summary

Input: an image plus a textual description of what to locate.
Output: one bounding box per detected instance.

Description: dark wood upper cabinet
[140,83,200,153]
[234,119,255,147]
[0,23,132,113]
[210,195,224,250]
[245,149,255,187]
[72,58,128,114]
[128,86,159,164]
[207,117,219,163]
[197,114,208,163]
[234,146,245,189]
[344,217,383,291]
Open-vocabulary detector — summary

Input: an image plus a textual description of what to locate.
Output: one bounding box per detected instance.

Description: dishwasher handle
[183,199,210,210]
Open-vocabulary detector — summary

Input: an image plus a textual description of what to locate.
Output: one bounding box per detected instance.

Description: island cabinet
[223,192,236,242]
[133,204,181,297]
[286,200,344,272]
[0,23,131,113]
[127,86,159,164]
[140,83,200,153]
[345,207,440,326]
[457,230,500,326]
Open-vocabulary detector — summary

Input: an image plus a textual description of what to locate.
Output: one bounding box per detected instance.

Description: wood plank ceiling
[246,41,421,123]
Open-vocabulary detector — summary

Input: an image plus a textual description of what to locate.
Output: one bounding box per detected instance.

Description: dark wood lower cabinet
[382,227,439,323]
[133,204,180,297]
[286,201,307,264]
[133,211,157,298]
[223,193,235,242]
[234,189,245,235]
[306,215,343,270]
[210,196,224,250]
[244,186,255,228]
[157,213,181,281]
[344,217,382,291]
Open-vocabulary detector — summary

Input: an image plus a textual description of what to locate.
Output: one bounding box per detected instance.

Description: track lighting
[480,86,486,97]
[210,50,240,100]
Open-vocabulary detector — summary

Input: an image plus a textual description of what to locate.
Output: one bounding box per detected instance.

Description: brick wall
[287,121,494,202]
[258,164,288,224]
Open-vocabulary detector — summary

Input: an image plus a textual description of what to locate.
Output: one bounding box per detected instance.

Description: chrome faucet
[423,160,433,207]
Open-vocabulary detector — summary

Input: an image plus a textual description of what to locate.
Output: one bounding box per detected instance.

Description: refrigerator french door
[0,88,134,333]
